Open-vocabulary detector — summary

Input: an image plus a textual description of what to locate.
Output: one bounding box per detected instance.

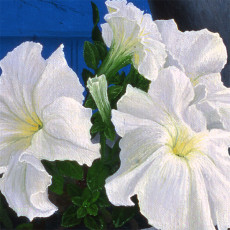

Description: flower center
[167,124,203,157]
[20,112,43,137]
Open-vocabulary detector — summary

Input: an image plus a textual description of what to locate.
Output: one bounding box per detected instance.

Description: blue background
[0,0,151,85]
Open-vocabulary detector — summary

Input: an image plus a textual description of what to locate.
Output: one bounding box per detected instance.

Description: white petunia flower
[155,19,230,131]
[100,0,167,80]
[87,75,111,125]
[0,42,100,220]
[106,66,230,230]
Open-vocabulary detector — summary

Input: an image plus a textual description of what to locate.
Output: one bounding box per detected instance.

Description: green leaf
[84,41,100,70]
[84,215,104,230]
[90,191,100,203]
[126,65,151,92]
[66,183,82,198]
[94,41,107,61]
[72,196,83,206]
[107,72,125,85]
[49,175,64,195]
[42,160,59,176]
[90,112,104,134]
[92,25,104,43]
[95,189,110,208]
[91,1,99,25]
[103,139,120,174]
[112,206,137,228]
[108,85,123,106]
[61,205,81,227]
[82,68,94,86]
[87,160,110,192]
[56,161,83,180]
[84,94,97,110]
[16,223,33,230]
[104,125,116,141]
[0,196,13,229]
[87,204,98,216]
[77,206,88,219]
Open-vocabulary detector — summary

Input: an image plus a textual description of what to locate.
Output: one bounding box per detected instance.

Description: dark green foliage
[112,206,138,228]
[91,2,104,42]
[56,161,83,180]
[87,160,110,192]
[16,223,33,230]
[84,41,100,70]
[82,68,94,86]
[84,94,97,110]
[125,65,151,92]
[0,195,13,229]
[84,215,105,230]
[61,206,81,227]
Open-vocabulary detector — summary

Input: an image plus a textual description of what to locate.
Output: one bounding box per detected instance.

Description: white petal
[0,137,31,174]
[105,126,166,206]
[135,40,166,81]
[189,151,230,230]
[0,42,45,121]
[156,19,227,77]
[33,44,84,117]
[138,153,191,230]
[149,67,206,131]
[112,110,155,137]
[196,101,224,129]
[0,153,57,221]
[28,97,100,166]
[116,85,165,123]
[101,23,113,47]
[187,162,216,230]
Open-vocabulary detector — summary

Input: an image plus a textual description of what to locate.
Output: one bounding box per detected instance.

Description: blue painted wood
[0,0,151,84]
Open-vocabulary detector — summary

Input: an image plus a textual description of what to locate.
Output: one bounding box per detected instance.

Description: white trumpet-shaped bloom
[106,67,230,230]
[155,19,230,131]
[0,42,100,220]
[101,0,167,80]
[87,75,111,125]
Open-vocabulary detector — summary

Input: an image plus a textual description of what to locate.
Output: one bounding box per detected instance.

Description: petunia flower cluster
[0,0,229,230]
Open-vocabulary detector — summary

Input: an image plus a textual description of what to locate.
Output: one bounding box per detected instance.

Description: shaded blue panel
[0,0,151,84]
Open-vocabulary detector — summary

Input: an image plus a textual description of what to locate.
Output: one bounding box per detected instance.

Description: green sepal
[112,206,137,228]
[84,41,100,70]
[87,204,98,216]
[77,206,88,219]
[84,215,104,230]
[56,161,83,180]
[61,205,81,227]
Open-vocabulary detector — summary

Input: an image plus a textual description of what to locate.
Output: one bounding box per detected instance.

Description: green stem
[97,44,132,78]
[100,132,106,160]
